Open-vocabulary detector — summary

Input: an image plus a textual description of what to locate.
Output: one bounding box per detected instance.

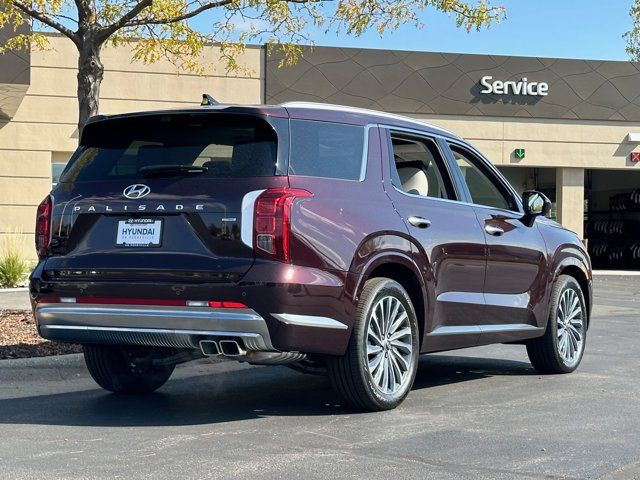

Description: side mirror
[522,191,551,223]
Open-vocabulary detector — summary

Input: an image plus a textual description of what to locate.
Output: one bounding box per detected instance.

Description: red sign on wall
[632,152,640,163]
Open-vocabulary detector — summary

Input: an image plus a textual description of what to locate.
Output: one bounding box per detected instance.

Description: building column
[556,168,584,239]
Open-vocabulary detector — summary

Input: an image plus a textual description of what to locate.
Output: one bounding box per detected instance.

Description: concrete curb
[0,287,29,293]
[593,270,640,276]
[0,353,87,382]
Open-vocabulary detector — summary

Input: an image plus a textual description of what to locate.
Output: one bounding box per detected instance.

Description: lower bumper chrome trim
[35,303,274,351]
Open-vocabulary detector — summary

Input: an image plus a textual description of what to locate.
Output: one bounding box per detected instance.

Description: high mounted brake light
[253,188,312,263]
[35,195,52,258]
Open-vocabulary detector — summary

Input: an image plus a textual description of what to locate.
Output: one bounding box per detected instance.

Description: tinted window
[450,145,514,210]
[289,120,364,180]
[61,114,278,183]
[389,135,451,199]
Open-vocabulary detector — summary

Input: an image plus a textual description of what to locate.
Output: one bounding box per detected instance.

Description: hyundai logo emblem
[123,184,151,199]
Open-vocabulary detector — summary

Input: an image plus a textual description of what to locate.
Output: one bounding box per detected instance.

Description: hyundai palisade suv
[30,100,592,411]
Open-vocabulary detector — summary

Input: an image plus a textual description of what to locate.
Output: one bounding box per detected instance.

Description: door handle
[485,225,504,236]
[408,216,431,229]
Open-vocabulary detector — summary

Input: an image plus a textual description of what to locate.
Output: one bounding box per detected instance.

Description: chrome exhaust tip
[199,340,220,356]
[218,339,246,357]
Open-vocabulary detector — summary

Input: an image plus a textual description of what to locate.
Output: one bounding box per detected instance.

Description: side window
[450,145,515,211]
[289,120,365,180]
[389,134,452,199]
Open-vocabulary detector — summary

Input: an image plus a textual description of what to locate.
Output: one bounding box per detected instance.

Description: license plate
[116,219,162,247]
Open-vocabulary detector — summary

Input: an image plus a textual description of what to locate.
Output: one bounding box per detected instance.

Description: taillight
[35,195,52,258]
[253,188,312,263]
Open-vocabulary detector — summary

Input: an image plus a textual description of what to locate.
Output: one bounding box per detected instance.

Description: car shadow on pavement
[0,354,535,428]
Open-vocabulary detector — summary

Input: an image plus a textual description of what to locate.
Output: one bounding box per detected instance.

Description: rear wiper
[139,165,208,177]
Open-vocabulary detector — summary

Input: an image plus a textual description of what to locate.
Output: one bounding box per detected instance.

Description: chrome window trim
[389,180,525,218]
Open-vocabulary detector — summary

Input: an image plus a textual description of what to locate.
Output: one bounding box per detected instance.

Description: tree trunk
[77,40,104,135]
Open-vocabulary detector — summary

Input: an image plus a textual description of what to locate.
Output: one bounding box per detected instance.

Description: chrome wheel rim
[366,295,413,395]
[556,288,585,368]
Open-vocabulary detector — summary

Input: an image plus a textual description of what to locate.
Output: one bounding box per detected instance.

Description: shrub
[0,234,28,288]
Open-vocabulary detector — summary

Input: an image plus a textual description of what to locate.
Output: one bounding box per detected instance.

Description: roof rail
[280,101,458,138]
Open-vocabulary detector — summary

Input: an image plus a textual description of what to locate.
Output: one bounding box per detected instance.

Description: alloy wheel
[556,288,585,368]
[366,295,414,395]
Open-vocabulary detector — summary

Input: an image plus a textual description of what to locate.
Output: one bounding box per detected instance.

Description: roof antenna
[201,93,219,106]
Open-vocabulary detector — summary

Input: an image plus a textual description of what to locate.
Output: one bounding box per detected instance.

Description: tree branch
[122,0,233,28]
[99,0,154,39]
[11,0,80,46]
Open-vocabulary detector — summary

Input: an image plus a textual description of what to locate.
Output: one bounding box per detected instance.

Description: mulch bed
[0,310,82,359]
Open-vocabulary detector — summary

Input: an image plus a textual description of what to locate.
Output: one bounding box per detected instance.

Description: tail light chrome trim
[253,188,313,263]
[241,189,266,248]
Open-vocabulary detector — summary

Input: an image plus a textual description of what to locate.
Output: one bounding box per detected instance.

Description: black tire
[526,275,587,374]
[328,277,419,411]
[83,345,175,394]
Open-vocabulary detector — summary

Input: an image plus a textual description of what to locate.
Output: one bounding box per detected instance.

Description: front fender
[550,242,593,320]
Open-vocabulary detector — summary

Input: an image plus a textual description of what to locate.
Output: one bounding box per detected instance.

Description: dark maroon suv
[30,101,592,411]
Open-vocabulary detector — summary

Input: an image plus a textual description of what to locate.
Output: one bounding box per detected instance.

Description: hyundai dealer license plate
[116,219,162,247]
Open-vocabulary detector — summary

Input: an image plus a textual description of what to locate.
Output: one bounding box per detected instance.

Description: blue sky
[36,1,635,61]
[222,0,634,61]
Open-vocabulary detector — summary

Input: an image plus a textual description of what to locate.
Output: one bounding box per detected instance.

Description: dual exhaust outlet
[198,338,306,365]
[199,339,245,357]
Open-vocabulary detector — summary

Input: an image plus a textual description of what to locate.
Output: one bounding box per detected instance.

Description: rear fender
[349,233,429,343]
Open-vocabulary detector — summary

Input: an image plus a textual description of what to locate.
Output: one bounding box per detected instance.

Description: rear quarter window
[289,120,365,181]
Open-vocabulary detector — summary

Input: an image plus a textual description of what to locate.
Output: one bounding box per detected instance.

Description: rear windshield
[61,113,278,183]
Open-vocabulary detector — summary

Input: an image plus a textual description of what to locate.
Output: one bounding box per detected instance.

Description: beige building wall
[413,114,640,170]
[0,34,264,260]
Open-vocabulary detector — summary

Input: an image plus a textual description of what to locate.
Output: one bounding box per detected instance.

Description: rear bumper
[36,304,274,351]
[30,261,359,355]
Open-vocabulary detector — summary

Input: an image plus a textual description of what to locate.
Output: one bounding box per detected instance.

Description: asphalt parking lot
[0,275,638,480]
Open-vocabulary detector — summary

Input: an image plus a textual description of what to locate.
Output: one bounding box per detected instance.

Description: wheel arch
[555,259,592,326]
[356,254,427,346]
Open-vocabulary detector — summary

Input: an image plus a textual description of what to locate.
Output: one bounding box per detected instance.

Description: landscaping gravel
[0,310,82,359]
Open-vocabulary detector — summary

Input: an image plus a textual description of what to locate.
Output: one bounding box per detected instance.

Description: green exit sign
[514,148,526,159]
